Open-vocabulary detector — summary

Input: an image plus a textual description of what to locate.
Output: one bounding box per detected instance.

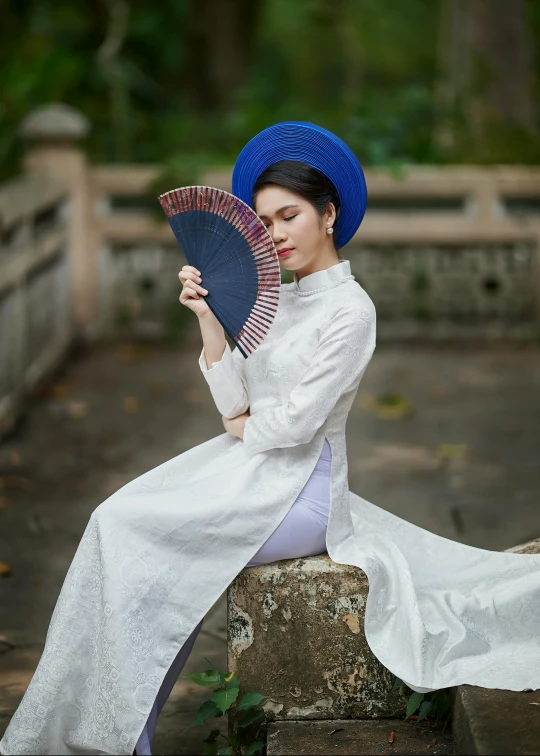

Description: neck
[294,248,340,282]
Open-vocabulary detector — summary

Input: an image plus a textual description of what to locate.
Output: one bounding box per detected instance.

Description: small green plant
[180,657,266,756]
[393,677,452,726]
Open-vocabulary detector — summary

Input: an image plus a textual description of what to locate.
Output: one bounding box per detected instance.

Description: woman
[1,122,539,756]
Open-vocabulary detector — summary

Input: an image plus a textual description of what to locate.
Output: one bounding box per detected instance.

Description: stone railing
[74,161,540,343]
[0,173,71,436]
[2,102,540,436]
[206,165,540,340]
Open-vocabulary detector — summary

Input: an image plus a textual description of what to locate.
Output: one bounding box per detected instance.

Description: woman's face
[254,185,336,274]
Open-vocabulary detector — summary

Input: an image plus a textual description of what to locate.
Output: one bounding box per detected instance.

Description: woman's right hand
[178,265,213,319]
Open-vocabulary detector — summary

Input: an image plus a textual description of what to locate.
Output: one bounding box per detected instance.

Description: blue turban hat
[232,121,367,250]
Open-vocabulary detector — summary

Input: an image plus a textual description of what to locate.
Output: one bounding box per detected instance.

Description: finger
[179,266,201,279]
[180,288,200,302]
[184,280,208,295]
[179,271,202,284]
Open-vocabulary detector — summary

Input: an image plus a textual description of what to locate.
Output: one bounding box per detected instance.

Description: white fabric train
[1,259,539,756]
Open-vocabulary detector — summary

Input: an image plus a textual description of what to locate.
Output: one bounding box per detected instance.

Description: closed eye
[263,215,297,228]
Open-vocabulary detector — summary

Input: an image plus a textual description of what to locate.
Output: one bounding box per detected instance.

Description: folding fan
[159,186,280,358]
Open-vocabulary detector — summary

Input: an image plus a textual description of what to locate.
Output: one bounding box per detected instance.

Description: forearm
[198,312,227,368]
[197,314,250,417]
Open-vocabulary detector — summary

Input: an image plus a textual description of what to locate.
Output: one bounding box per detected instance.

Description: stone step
[450,537,540,756]
[265,718,454,755]
[452,685,540,755]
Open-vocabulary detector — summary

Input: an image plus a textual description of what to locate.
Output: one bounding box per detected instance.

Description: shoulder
[316,283,376,355]
[326,279,376,325]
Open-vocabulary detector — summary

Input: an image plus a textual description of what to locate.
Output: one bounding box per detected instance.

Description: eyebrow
[258,204,300,220]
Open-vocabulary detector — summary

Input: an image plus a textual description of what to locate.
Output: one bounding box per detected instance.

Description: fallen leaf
[436,444,467,460]
[0,475,35,492]
[343,613,361,634]
[528,702,540,705]
[67,401,88,419]
[0,562,12,578]
[147,379,168,395]
[122,397,139,414]
[117,344,149,363]
[8,452,21,466]
[329,729,344,735]
[427,737,437,749]
[388,731,395,743]
[47,384,69,399]
[360,392,413,420]
[431,387,447,399]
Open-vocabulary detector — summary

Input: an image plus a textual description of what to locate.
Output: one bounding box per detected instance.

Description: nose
[271,221,288,244]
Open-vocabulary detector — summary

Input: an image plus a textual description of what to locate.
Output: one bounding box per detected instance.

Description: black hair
[251,160,341,229]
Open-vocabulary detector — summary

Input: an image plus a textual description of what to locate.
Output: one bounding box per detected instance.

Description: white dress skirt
[134,438,332,755]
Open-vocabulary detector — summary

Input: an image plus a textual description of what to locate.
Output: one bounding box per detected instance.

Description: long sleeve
[198,340,250,418]
[242,304,376,458]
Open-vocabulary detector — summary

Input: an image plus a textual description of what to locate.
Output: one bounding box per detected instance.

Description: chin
[278,258,294,269]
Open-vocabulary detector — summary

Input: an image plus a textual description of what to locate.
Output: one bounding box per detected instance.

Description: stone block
[266,719,454,755]
[450,536,540,755]
[452,685,540,755]
[227,554,408,722]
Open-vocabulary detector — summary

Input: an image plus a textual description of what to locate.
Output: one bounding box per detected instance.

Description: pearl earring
[326,227,334,235]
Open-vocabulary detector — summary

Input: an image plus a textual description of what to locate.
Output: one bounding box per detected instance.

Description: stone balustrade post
[19,103,98,339]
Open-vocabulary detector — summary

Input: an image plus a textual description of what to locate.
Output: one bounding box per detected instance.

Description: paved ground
[1,327,539,754]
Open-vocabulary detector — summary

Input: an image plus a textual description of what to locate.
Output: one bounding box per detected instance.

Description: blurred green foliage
[2,0,540,182]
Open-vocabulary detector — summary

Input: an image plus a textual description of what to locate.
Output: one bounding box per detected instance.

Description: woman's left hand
[222,411,250,439]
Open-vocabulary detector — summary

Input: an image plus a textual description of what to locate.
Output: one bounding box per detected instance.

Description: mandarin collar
[292,259,354,295]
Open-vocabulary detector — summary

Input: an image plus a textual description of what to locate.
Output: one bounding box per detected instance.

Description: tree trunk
[434,0,537,154]
[180,0,264,113]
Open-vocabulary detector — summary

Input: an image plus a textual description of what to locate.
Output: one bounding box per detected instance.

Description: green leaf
[237,692,266,711]
[405,691,425,718]
[217,748,232,755]
[238,709,265,728]
[243,741,265,755]
[392,677,404,691]
[226,674,240,691]
[180,700,221,734]
[203,729,221,744]
[212,686,240,713]
[436,693,451,720]
[180,669,222,686]
[417,699,434,723]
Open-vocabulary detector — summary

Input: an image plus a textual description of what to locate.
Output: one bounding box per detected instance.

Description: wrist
[198,311,221,326]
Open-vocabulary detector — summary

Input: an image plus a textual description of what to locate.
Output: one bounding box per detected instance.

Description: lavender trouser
[134,438,332,755]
